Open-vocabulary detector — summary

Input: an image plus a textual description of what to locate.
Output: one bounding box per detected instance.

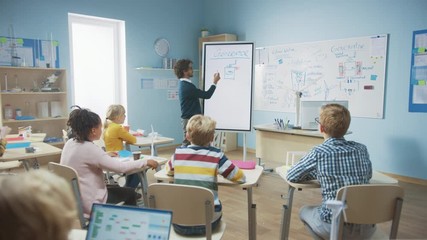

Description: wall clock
[153,38,170,57]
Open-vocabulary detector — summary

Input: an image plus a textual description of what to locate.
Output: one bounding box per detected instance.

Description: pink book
[231,160,256,169]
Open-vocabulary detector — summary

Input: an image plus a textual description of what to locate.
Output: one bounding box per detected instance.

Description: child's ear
[319,124,325,133]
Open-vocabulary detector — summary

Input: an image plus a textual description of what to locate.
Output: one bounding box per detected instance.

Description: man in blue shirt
[287,103,375,239]
[174,59,220,146]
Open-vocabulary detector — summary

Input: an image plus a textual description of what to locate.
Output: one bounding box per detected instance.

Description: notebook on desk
[86,203,172,240]
[231,160,256,169]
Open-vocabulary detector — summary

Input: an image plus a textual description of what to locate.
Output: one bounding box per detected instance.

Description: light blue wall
[1,0,426,180]
[0,0,203,151]
[203,0,427,180]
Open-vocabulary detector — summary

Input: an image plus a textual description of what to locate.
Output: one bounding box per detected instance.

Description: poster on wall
[409,29,427,112]
[254,34,388,119]
[0,36,60,68]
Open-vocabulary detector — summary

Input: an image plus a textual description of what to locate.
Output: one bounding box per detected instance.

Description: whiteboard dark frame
[202,41,254,132]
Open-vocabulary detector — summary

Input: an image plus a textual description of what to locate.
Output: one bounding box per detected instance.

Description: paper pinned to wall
[409,29,427,112]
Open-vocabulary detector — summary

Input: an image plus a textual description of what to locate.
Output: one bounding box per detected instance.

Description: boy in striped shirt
[166,114,246,236]
[287,103,375,240]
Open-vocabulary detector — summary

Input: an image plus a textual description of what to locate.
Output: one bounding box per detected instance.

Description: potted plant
[201,28,210,37]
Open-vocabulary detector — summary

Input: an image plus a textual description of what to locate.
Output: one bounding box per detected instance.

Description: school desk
[125,136,174,155]
[275,166,398,240]
[0,142,62,170]
[253,124,324,167]
[154,165,264,240]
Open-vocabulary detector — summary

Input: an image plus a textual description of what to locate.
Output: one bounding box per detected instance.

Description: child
[103,104,136,151]
[60,106,158,216]
[286,103,375,239]
[166,114,246,236]
[0,170,76,240]
[103,104,140,188]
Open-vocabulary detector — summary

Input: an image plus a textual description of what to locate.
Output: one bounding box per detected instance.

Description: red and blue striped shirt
[166,145,246,207]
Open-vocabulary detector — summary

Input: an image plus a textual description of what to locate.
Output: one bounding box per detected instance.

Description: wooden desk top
[0,142,62,162]
[275,165,321,189]
[6,133,47,142]
[254,124,324,138]
[114,155,168,174]
[130,136,175,147]
[154,165,264,188]
[275,165,398,189]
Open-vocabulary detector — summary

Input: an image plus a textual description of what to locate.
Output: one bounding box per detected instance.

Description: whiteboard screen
[254,34,388,118]
[203,42,254,131]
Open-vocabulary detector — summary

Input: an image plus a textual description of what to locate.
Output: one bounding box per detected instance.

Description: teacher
[174,59,221,146]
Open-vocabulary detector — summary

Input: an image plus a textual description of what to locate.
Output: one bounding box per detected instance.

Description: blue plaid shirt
[286,137,372,223]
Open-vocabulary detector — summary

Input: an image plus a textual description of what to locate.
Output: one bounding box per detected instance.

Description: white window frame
[68,13,127,120]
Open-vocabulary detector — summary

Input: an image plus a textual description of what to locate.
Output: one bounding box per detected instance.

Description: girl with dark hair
[60,106,158,216]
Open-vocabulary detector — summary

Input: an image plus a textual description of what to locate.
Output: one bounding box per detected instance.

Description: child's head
[67,105,102,142]
[0,170,76,240]
[319,103,351,138]
[105,105,126,124]
[186,115,216,146]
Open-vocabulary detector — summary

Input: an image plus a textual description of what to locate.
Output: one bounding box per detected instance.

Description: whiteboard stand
[294,91,302,128]
[242,132,247,161]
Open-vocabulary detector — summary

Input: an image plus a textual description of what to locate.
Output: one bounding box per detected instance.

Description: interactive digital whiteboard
[203,42,254,131]
[254,34,388,119]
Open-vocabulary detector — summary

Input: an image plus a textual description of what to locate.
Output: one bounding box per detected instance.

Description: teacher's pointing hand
[213,72,221,85]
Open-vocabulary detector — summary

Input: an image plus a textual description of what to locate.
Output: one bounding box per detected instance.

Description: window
[68,13,127,121]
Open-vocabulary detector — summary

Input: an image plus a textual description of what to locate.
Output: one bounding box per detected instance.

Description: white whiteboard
[203,42,254,131]
[254,34,388,118]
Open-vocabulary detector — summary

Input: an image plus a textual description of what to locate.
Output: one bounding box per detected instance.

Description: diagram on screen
[337,60,364,96]
[291,70,306,90]
[224,60,237,80]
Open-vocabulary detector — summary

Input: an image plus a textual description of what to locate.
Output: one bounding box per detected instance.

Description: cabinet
[0,66,68,140]
[198,34,238,152]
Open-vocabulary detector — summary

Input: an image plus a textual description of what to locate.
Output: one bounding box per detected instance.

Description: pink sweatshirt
[60,139,147,215]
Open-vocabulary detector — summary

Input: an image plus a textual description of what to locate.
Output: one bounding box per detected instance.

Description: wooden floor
[153,148,427,240]
[10,148,427,240]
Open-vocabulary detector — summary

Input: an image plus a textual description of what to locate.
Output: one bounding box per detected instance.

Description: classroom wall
[0,0,203,148]
[203,0,427,180]
[1,0,426,180]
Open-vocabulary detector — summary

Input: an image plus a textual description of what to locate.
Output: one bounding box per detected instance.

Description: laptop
[300,100,349,130]
[86,203,173,240]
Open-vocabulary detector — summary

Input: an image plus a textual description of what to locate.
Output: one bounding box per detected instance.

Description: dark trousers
[106,185,137,206]
[125,173,141,188]
[181,118,190,146]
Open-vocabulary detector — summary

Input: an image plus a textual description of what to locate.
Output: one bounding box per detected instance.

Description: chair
[47,162,88,229]
[148,183,226,240]
[335,184,404,240]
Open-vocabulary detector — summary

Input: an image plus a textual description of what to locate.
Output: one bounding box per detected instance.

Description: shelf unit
[0,66,68,139]
[198,33,238,152]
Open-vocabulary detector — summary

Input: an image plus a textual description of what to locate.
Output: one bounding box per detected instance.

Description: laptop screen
[86,203,172,240]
